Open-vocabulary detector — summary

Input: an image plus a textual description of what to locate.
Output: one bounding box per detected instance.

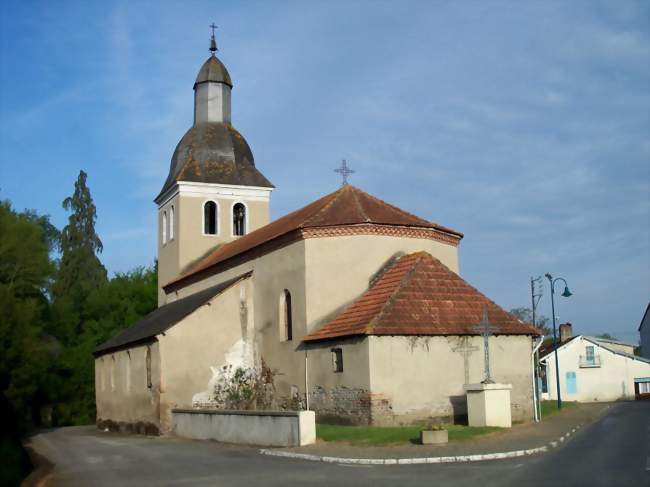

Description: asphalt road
[29,401,649,487]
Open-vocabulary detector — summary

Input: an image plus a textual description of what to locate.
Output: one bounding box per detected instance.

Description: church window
[110,355,116,391]
[146,346,152,389]
[125,352,131,393]
[162,211,168,244]
[204,201,218,235]
[280,289,293,341]
[169,205,174,240]
[233,202,246,236]
[332,348,343,373]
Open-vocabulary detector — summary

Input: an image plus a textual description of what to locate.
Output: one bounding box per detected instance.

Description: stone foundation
[97,418,160,436]
[309,386,396,425]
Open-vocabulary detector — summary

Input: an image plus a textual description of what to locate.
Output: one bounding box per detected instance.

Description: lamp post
[545,273,572,410]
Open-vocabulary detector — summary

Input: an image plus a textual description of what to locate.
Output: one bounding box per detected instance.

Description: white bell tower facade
[154,32,274,305]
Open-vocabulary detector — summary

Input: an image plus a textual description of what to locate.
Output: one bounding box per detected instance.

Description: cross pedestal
[464,382,512,428]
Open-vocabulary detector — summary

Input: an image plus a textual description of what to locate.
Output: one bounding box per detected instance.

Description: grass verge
[316,423,503,446]
[540,400,577,418]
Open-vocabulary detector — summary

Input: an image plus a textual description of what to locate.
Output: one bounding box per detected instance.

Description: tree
[53,265,158,425]
[0,201,58,432]
[595,333,618,341]
[509,307,552,336]
[52,170,107,342]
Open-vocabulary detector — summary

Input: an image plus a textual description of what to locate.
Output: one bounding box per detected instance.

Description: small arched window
[146,346,152,389]
[162,211,167,244]
[169,205,174,240]
[204,201,217,235]
[233,203,246,236]
[280,289,293,341]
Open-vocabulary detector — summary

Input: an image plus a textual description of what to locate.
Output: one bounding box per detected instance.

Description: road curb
[259,422,585,465]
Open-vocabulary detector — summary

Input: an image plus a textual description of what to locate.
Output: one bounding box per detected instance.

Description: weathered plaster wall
[542,337,650,402]
[305,338,372,424]
[157,278,254,433]
[169,239,309,405]
[367,335,535,425]
[304,235,459,333]
[95,342,161,434]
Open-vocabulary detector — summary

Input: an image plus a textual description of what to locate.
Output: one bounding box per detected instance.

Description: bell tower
[154,29,274,305]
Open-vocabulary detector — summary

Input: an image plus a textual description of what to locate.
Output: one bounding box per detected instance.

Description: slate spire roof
[303,252,539,343]
[164,185,463,290]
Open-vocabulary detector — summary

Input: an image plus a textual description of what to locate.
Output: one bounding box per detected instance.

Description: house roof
[94,273,250,356]
[639,302,650,331]
[302,251,538,343]
[539,335,650,364]
[164,185,463,291]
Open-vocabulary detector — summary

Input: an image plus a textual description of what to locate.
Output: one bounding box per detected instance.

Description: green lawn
[316,423,503,445]
[540,400,577,417]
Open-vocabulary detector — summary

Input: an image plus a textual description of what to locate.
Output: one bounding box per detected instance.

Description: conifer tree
[52,171,107,339]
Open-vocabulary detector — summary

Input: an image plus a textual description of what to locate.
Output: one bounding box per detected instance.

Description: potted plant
[420,423,448,445]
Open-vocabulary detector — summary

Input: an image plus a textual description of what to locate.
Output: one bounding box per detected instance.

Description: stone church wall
[95,341,161,434]
[157,278,254,433]
[368,335,535,425]
[305,338,372,424]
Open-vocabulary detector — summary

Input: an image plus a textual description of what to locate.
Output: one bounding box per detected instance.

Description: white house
[540,334,650,403]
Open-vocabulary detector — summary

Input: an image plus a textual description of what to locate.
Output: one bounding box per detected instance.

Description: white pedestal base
[464,382,512,428]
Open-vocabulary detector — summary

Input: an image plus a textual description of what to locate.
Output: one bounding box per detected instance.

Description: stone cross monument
[472,305,498,384]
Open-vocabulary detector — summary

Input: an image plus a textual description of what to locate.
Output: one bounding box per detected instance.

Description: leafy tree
[0,201,58,433]
[595,333,618,341]
[51,170,107,343]
[509,307,551,336]
[53,265,158,425]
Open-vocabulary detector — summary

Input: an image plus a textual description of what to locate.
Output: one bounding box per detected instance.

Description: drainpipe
[531,335,544,422]
[304,350,310,410]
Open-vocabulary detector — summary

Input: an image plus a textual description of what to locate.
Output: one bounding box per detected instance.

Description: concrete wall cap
[171,408,307,417]
[464,382,513,391]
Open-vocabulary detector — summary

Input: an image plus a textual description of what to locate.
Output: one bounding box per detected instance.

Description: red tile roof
[164,185,462,291]
[303,252,539,342]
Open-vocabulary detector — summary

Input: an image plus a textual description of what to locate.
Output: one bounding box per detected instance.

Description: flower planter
[420,429,448,445]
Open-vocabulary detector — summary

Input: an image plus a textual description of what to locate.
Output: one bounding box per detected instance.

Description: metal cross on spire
[334,159,355,186]
[209,23,218,54]
[471,305,499,384]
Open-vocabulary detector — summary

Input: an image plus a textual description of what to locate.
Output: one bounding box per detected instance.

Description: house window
[332,348,343,373]
[540,363,548,394]
[204,201,218,235]
[233,203,246,236]
[585,346,595,365]
[169,205,174,240]
[146,346,152,389]
[280,289,293,341]
[162,211,167,244]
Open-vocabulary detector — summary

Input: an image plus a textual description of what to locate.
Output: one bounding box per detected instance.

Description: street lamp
[545,273,572,410]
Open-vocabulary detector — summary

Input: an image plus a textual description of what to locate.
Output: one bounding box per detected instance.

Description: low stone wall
[171,409,315,447]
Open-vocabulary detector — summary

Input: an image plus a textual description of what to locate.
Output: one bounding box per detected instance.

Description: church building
[94,34,539,435]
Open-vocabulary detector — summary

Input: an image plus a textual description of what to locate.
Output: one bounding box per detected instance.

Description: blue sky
[1,1,648,342]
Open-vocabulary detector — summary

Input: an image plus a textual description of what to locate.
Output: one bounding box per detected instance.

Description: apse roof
[302,251,539,343]
[163,185,463,291]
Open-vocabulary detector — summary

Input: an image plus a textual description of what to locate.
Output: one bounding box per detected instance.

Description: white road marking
[645,456,650,471]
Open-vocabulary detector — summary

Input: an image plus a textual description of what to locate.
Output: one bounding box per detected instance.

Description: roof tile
[303,252,539,342]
